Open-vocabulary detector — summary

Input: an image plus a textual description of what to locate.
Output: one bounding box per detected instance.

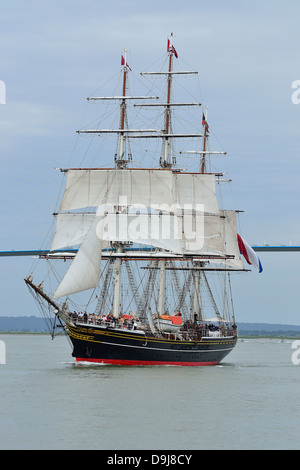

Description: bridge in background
[251,246,300,252]
[0,246,300,257]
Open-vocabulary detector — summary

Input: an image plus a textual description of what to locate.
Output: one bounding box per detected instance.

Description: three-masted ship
[25,35,261,366]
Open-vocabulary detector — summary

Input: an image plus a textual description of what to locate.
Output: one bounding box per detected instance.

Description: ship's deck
[72,320,236,340]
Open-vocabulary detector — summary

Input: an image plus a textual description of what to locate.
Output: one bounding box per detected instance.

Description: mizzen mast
[179,107,227,171]
[201,107,209,173]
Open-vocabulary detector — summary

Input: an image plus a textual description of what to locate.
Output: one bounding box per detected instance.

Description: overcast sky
[1,0,300,324]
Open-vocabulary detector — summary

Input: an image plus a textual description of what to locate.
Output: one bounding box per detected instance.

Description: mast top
[115,49,131,169]
[78,35,217,172]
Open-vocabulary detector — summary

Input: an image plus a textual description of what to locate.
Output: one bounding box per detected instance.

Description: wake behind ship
[25,34,262,366]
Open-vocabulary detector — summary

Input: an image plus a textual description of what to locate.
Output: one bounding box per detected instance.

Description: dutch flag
[237,234,263,273]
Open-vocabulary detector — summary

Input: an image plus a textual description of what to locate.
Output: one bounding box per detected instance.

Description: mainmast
[158,35,175,315]
[162,33,175,168]
[117,50,129,169]
[138,33,201,169]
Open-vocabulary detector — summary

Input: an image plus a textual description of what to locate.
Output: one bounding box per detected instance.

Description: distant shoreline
[0,331,50,335]
[238,335,300,340]
[0,316,300,339]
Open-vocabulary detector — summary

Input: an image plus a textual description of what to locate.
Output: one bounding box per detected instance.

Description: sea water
[0,334,299,450]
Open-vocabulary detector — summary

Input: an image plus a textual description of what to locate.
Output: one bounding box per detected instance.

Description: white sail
[219,210,244,269]
[173,173,219,215]
[54,169,225,256]
[53,218,103,298]
[96,212,183,253]
[95,211,224,255]
[173,173,224,254]
[51,212,96,251]
[58,170,220,214]
[50,210,224,257]
[181,213,224,254]
[59,169,176,212]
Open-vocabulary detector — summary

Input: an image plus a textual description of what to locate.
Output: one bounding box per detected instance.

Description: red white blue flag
[167,39,178,58]
[171,45,178,58]
[237,234,263,273]
[121,55,132,71]
[202,113,209,132]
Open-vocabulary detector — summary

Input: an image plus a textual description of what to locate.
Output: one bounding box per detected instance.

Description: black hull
[68,323,237,366]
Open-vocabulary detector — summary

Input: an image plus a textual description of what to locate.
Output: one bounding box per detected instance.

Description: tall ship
[25,34,262,366]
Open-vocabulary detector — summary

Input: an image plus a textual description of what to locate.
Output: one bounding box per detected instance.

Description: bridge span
[0,246,299,257]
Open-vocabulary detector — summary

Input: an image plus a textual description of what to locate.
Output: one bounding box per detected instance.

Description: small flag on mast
[171,45,178,58]
[202,112,209,133]
[121,54,132,71]
[167,39,178,58]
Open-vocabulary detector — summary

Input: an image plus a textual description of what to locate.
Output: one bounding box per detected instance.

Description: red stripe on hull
[75,357,219,366]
